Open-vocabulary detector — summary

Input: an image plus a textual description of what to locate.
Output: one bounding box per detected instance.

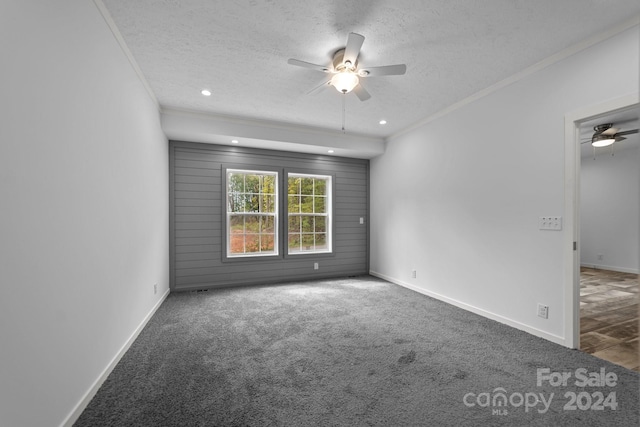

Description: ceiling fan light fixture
[591,134,615,147]
[331,72,359,94]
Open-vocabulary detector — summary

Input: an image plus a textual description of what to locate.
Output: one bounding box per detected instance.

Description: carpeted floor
[75,276,639,426]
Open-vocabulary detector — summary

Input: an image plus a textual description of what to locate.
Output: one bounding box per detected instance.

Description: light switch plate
[539,216,562,231]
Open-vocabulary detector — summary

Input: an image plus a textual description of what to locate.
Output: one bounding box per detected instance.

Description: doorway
[564,95,639,370]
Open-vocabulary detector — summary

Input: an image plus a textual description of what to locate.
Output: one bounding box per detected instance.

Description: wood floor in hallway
[580,267,639,372]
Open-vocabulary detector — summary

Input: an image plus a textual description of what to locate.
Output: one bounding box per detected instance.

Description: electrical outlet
[411,270,417,279]
[153,283,157,295]
[537,304,549,319]
[597,254,603,261]
[314,262,319,270]
[359,217,364,225]
[539,216,562,230]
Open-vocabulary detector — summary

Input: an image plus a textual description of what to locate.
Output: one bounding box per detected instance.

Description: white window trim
[287,172,332,255]
[226,169,279,258]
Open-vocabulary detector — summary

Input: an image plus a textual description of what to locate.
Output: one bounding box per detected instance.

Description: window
[226,169,278,257]
[287,173,332,254]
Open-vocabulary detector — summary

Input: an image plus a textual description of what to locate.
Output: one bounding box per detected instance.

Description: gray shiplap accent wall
[169,141,369,291]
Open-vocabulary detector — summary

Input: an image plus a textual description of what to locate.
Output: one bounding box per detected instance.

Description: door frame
[563,93,639,348]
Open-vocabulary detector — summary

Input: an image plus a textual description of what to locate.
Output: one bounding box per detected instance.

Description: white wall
[370,25,639,344]
[0,1,169,426]
[580,142,639,273]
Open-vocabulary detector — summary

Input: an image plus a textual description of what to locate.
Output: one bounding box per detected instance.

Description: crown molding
[390,15,640,142]
[93,0,159,110]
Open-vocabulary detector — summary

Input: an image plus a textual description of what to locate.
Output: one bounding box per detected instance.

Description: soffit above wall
[99,1,640,155]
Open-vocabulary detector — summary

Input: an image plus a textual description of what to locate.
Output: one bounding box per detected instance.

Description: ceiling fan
[582,123,638,147]
[287,32,407,101]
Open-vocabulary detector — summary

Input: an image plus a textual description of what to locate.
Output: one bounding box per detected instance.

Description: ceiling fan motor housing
[593,123,613,134]
[332,49,357,72]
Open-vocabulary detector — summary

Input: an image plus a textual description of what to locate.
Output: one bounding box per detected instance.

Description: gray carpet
[75,276,639,426]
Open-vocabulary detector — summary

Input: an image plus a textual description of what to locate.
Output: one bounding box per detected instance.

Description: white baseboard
[60,289,170,427]
[580,263,639,275]
[369,270,567,347]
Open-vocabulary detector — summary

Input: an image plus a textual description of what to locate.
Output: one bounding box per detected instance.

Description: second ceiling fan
[288,32,407,101]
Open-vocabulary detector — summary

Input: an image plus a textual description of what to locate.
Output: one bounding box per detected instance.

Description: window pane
[260,195,276,213]
[288,195,300,213]
[229,215,244,230]
[245,194,260,212]
[228,173,244,193]
[301,234,314,250]
[288,234,300,252]
[314,179,326,195]
[245,175,260,193]
[228,194,244,212]
[301,196,313,213]
[261,216,275,233]
[300,178,314,195]
[288,216,300,233]
[301,216,313,233]
[245,215,260,233]
[315,233,327,249]
[315,216,326,233]
[260,234,275,252]
[314,196,326,214]
[262,175,276,194]
[288,177,300,195]
[244,233,260,253]
[230,237,244,254]
[229,215,244,253]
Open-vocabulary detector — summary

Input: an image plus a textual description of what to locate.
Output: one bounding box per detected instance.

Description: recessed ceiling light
[379,120,387,125]
[231,139,239,144]
[328,150,334,153]
[201,89,212,96]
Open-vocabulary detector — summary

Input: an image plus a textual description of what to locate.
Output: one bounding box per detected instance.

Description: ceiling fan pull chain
[342,94,346,133]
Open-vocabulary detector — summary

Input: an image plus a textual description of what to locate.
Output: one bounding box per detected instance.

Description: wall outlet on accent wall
[314,262,319,270]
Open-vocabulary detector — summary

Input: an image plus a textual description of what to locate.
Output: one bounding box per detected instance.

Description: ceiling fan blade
[600,127,619,136]
[343,32,365,66]
[352,83,371,101]
[615,136,627,142]
[287,58,331,73]
[307,78,332,95]
[615,129,638,136]
[360,64,407,77]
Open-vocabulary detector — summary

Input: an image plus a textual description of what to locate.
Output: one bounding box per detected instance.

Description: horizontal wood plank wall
[169,141,369,291]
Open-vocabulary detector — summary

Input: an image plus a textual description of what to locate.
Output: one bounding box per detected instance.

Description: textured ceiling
[101,0,640,140]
